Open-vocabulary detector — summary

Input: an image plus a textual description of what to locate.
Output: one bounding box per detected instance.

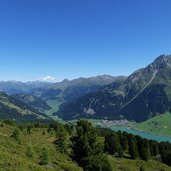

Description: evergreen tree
[140,139,150,161]
[118,146,123,158]
[121,131,129,152]
[105,132,120,155]
[27,125,32,135]
[150,141,159,157]
[11,129,21,144]
[161,151,171,166]
[128,134,139,159]
[71,120,111,171]
[55,124,71,154]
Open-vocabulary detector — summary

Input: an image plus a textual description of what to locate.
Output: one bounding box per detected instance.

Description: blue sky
[0,0,171,82]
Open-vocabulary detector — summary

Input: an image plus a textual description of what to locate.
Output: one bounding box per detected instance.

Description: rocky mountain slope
[55,55,171,122]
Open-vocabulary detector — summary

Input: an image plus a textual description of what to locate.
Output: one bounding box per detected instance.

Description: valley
[0,55,171,170]
[1,56,171,140]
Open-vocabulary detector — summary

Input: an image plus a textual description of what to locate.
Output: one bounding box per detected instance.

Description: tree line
[48,120,171,170]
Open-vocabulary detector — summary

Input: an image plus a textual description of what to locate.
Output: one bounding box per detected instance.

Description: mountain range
[0,55,171,123]
[0,75,121,122]
[55,55,171,122]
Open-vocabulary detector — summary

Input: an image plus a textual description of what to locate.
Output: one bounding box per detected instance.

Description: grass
[0,122,82,171]
[135,112,171,136]
[0,121,171,171]
[109,155,171,171]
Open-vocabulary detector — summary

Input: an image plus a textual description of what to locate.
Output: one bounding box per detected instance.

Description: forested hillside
[0,120,171,171]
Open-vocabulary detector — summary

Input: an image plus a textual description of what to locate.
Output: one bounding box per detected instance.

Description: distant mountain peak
[153,54,171,64]
[149,54,171,71]
[62,79,70,83]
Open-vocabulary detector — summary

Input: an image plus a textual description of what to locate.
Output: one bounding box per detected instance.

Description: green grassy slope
[0,92,51,122]
[0,122,82,171]
[0,121,171,171]
[109,155,171,171]
[136,112,171,136]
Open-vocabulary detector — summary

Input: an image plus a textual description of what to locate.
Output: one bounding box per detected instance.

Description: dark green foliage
[150,141,159,157]
[140,166,145,171]
[141,147,150,161]
[55,124,70,154]
[100,126,171,166]
[136,137,151,161]
[4,120,16,126]
[104,132,122,157]
[11,129,21,143]
[71,120,111,171]
[118,146,123,158]
[128,135,139,159]
[120,131,129,151]
[27,125,32,135]
[161,152,171,166]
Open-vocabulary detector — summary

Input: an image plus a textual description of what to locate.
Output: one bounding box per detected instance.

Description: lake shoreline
[109,126,171,142]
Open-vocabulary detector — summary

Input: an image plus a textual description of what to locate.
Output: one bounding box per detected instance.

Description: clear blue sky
[0,0,171,82]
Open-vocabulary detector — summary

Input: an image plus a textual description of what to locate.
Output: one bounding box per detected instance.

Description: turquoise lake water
[111,127,171,142]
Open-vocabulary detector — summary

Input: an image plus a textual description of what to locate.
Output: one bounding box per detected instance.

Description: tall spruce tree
[121,131,129,152]
[128,134,139,159]
[104,132,123,157]
[71,120,111,171]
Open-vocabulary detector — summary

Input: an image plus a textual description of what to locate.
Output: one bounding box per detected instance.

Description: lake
[110,127,171,142]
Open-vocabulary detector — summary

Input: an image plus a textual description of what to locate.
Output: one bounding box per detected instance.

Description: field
[135,112,171,136]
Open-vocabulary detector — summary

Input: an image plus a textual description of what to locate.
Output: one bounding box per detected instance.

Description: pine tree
[121,132,129,152]
[71,120,111,171]
[105,132,120,155]
[150,141,159,157]
[128,135,139,159]
[137,139,150,161]
[118,146,123,158]
[55,125,71,154]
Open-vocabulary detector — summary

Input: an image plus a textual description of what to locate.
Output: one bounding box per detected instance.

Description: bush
[11,129,21,144]
[26,145,34,158]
